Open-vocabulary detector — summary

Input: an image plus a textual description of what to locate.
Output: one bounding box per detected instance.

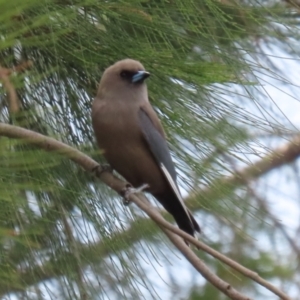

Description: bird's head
[96,59,150,100]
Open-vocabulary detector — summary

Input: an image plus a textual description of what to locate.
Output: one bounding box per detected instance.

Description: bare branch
[0,61,33,115]
[0,65,20,114]
[131,193,292,300]
[187,134,300,204]
[162,228,251,300]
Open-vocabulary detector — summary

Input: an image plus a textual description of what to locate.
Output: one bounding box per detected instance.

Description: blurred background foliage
[0,0,299,299]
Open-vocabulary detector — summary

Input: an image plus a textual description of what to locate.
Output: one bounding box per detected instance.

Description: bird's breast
[92,101,166,192]
[92,101,141,148]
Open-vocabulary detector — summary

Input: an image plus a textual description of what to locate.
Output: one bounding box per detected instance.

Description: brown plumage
[92,59,200,237]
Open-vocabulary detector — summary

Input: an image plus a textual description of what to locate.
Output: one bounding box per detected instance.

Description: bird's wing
[138,107,191,220]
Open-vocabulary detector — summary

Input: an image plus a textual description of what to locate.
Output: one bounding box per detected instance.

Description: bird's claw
[91,164,113,177]
[121,183,149,206]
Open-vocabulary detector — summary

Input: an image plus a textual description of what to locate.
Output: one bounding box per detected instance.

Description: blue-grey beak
[132,71,150,83]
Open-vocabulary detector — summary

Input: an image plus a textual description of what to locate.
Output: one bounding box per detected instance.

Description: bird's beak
[132,71,150,83]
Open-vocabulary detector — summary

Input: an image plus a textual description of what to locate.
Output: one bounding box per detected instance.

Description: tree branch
[0,61,32,115]
[162,228,251,300]
[0,123,295,300]
[187,134,300,205]
[131,193,292,300]
[0,65,20,114]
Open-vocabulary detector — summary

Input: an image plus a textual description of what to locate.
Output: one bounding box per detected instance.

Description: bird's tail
[155,192,200,237]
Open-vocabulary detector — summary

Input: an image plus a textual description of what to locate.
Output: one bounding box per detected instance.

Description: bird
[92,59,200,237]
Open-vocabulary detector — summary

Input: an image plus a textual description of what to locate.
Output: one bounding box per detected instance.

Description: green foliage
[0,0,298,299]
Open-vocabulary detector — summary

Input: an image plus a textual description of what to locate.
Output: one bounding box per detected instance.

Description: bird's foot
[91,164,113,177]
[121,183,149,206]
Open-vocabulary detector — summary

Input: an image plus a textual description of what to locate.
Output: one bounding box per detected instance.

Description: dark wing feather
[138,108,192,220]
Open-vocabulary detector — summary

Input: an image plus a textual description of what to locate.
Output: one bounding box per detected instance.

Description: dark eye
[120,71,131,78]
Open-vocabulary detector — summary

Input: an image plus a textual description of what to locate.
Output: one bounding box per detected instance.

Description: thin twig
[0,65,19,114]
[131,193,292,300]
[162,228,251,300]
[59,205,88,300]
[132,194,251,300]
[0,61,33,114]
[187,134,300,204]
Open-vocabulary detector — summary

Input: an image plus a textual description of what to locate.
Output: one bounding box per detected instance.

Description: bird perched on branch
[92,59,200,237]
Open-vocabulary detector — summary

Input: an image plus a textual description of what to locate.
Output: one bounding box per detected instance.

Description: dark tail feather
[154,192,201,237]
